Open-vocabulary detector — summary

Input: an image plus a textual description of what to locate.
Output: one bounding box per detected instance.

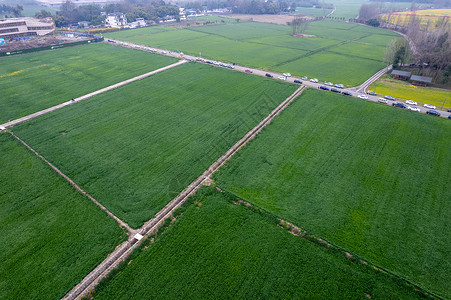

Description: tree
[384,38,410,67]
[367,18,380,27]
[291,15,309,35]
[35,9,53,19]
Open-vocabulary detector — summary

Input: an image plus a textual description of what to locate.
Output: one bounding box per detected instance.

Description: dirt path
[0,59,188,131]
[63,85,306,300]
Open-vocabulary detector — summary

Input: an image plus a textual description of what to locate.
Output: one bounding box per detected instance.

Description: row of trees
[0,4,23,17]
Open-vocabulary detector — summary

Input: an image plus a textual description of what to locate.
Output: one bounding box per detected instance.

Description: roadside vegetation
[12,62,297,228]
[0,43,177,124]
[92,186,428,299]
[106,20,399,86]
[214,88,451,298]
[0,132,125,299]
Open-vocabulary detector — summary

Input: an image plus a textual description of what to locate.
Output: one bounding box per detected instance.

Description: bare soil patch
[292,33,316,38]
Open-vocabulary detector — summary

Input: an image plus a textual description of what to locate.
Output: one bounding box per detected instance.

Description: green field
[327,0,416,19]
[0,42,177,123]
[370,75,451,109]
[12,63,297,228]
[295,7,333,17]
[105,21,400,86]
[0,132,124,299]
[214,89,451,298]
[93,186,426,299]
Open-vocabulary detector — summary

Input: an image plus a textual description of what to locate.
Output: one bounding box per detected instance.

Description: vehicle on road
[424,103,436,109]
[283,73,291,77]
[227,65,234,69]
[265,73,273,78]
[331,88,340,93]
[342,91,352,96]
[378,98,388,104]
[294,79,302,84]
[325,82,334,86]
[384,95,396,101]
[367,90,376,95]
[448,108,451,112]
[301,76,308,80]
[278,76,287,80]
[335,84,344,89]
[196,58,202,61]
[392,102,407,108]
[310,78,319,83]
[449,114,451,119]
[407,106,420,112]
[319,85,329,90]
[406,100,417,105]
[206,60,213,64]
[358,94,368,100]
[426,110,441,116]
[245,69,253,73]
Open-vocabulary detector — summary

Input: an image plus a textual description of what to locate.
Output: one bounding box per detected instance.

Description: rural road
[106,39,451,119]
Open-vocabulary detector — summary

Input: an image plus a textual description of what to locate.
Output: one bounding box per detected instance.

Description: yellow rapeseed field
[381,9,451,31]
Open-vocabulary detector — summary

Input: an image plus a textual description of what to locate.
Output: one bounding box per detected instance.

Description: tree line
[0,4,23,18]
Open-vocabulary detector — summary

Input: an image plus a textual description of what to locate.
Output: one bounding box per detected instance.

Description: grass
[214,88,451,298]
[12,62,298,228]
[0,42,177,123]
[105,20,400,86]
[92,186,428,299]
[370,75,451,109]
[295,7,332,17]
[0,132,124,300]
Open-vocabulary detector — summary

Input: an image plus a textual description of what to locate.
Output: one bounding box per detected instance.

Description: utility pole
[440,98,446,111]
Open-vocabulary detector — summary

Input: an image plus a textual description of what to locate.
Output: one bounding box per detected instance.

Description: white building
[128,18,146,28]
[0,17,55,39]
[105,13,127,27]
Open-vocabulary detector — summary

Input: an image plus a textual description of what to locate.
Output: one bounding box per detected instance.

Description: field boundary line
[63,85,305,300]
[0,59,188,131]
[8,131,134,235]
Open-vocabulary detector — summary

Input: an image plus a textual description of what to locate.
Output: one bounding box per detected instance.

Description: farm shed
[391,70,411,80]
[410,75,432,86]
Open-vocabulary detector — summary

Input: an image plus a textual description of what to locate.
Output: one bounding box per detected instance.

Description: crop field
[105,21,400,86]
[92,187,425,299]
[295,7,332,17]
[327,0,415,19]
[0,132,124,299]
[12,62,297,229]
[214,89,451,298]
[370,75,451,109]
[381,9,451,31]
[0,42,177,124]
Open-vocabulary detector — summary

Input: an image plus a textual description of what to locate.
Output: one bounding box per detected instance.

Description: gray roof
[410,75,432,83]
[391,70,411,77]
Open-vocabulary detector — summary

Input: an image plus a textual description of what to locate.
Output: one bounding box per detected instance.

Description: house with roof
[105,13,127,27]
[410,75,432,86]
[391,70,411,80]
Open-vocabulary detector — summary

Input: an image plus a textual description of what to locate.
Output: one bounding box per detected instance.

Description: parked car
[424,103,436,109]
[206,60,213,64]
[426,110,441,117]
[294,79,302,84]
[278,76,287,80]
[265,73,273,78]
[448,114,451,119]
[358,94,368,100]
[319,85,330,90]
[196,58,202,61]
[310,78,319,83]
[392,102,407,108]
[335,84,344,89]
[406,100,417,105]
[342,91,352,96]
[384,95,396,101]
[448,108,451,112]
[367,90,376,95]
[227,65,234,69]
[407,106,420,112]
[245,69,253,73]
[325,82,334,86]
[283,73,291,77]
[301,76,308,80]
[378,98,388,104]
[331,88,340,93]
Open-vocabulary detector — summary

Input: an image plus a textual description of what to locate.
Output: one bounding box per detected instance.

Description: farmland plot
[0,133,124,300]
[93,187,426,299]
[12,63,297,228]
[0,43,177,123]
[215,89,451,298]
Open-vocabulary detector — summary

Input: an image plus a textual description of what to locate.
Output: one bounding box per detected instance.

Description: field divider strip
[0,59,188,131]
[63,85,305,300]
[8,131,134,235]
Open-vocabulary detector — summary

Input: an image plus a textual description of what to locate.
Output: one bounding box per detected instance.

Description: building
[0,17,55,39]
[410,75,432,86]
[128,18,146,28]
[391,70,411,80]
[105,13,127,27]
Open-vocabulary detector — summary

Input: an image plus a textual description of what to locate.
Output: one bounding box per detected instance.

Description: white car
[378,98,388,104]
[309,78,319,83]
[406,100,417,105]
[325,82,334,86]
[407,106,420,112]
[358,94,368,100]
[278,76,287,80]
[283,73,291,77]
[424,103,436,109]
